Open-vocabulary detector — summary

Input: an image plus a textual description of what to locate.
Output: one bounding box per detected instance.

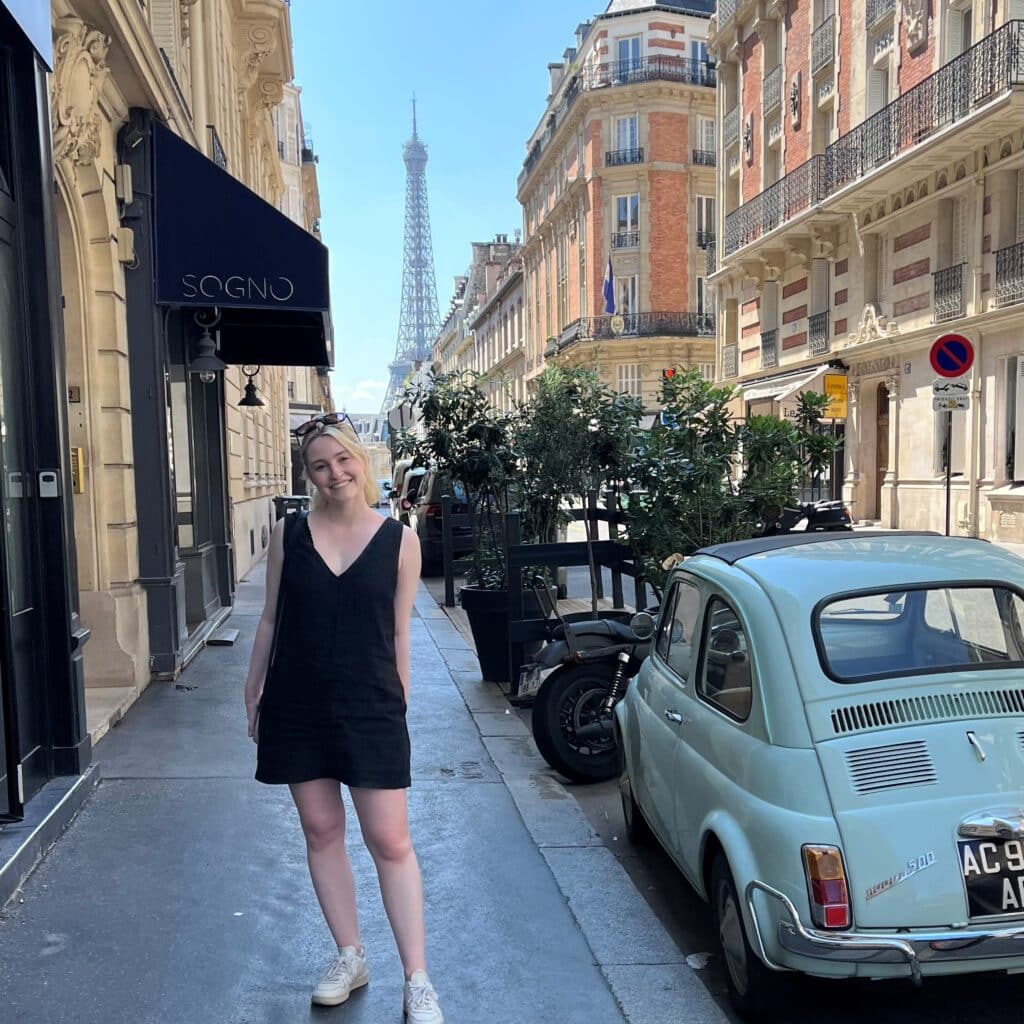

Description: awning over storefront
[151,121,332,368]
[2,0,51,65]
[741,366,822,405]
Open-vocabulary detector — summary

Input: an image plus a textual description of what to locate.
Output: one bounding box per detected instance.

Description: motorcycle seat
[554,618,637,643]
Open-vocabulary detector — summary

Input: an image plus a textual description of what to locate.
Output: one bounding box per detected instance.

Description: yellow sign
[823,373,848,419]
[70,447,85,493]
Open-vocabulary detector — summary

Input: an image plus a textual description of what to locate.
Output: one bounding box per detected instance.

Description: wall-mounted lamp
[238,364,265,408]
[190,309,227,382]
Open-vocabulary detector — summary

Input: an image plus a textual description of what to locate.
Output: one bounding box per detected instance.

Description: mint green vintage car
[615,533,1024,1018]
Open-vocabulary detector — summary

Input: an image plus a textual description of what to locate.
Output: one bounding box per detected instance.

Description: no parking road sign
[930,333,975,378]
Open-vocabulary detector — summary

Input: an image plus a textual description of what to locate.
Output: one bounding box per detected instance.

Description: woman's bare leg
[349,787,426,976]
[289,779,362,949]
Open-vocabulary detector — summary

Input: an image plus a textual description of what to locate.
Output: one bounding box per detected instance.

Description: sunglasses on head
[293,412,359,440]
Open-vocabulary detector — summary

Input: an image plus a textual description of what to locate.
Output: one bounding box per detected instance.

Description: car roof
[690,532,1024,604]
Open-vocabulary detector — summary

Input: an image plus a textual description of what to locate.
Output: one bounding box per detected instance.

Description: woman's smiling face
[304,434,367,504]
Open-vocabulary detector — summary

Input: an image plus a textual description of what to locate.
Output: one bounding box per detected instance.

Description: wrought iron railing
[697,230,716,249]
[934,263,967,322]
[764,64,783,114]
[995,240,1024,307]
[867,0,896,27]
[606,147,644,166]
[557,312,716,349]
[724,105,740,148]
[723,21,1024,257]
[693,148,716,166]
[812,16,836,73]
[612,231,640,248]
[761,329,779,368]
[809,311,830,356]
[706,240,717,277]
[718,0,739,28]
[723,345,738,378]
[518,56,715,188]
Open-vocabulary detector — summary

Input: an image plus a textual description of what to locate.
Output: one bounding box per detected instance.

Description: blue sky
[289,0,600,413]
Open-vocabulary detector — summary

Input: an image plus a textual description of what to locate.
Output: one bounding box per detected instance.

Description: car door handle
[664,710,685,724]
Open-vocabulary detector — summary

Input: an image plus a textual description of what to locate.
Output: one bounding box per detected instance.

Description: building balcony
[808,311,830,356]
[761,329,779,369]
[693,148,716,166]
[763,65,783,115]
[994,240,1024,307]
[718,0,739,30]
[720,20,1024,262]
[812,16,836,74]
[723,344,738,378]
[612,230,640,248]
[867,0,896,28]
[934,263,967,323]
[518,55,715,191]
[606,147,644,167]
[724,105,740,149]
[551,311,716,355]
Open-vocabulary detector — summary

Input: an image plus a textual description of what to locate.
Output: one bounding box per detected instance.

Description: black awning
[151,120,332,368]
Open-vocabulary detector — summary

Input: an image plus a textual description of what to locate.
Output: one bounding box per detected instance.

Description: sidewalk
[0,560,725,1024]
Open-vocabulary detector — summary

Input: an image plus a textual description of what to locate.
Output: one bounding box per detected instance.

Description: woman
[243,412,443,1023]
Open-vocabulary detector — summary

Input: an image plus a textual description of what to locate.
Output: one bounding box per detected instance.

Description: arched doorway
[875,383,890,519]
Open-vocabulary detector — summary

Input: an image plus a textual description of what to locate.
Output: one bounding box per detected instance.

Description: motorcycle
[525,578,659,784]
[760,498,853,535]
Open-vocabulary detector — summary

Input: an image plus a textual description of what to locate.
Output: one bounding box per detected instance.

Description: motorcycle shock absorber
[601,651,632,715]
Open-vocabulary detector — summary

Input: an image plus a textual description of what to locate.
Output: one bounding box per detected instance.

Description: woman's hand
[245,690,261,743]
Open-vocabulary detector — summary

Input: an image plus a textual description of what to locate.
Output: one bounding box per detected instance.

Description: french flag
[603,256,616,315]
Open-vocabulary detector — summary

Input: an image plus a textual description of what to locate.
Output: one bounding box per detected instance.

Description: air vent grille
[1019,729,1024,753]
[831,688,1024,735]
[846,740,937,794]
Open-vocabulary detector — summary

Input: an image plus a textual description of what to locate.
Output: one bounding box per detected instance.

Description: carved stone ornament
[848,380,860,406]
[844,303,901,348]
[902,0,928,54]
[237,22,278,89]
[790,72,802,128]
[743,115,754,162]
[885,374,901,398]
[180,0,201,43]
[51,17,111,170]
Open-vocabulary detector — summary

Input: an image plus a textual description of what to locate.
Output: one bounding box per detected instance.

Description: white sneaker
[403,969,444,1023]
[311,945,369,1006]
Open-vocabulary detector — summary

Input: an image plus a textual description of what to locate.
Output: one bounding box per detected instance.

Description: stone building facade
[709,0,1024,532]
[518,0,718,409]
[50,0,330,734]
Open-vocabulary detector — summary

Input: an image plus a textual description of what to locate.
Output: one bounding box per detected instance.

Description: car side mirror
[629,611,656,641]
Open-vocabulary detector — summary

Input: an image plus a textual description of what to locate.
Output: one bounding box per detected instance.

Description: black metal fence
[761,329,779,369]
[606,147,644,166]
[934,263,966,322]
[612,230,640,248]
[809,311,830,356]
[693,148,716,166]
[995,240,1024,307]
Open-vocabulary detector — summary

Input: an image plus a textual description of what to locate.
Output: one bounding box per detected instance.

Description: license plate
[958,838,1024,917]
[517,663,542,699]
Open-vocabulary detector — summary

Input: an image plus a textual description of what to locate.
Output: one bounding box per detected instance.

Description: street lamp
[238,364,265,407]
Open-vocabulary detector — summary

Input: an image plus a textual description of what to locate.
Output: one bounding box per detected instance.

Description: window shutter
[868,67,887,116]
[1014,358,1024,479]
[150,0,181,74]
[761,281,780,330]
[811,258,829,313]
[1016,169,1024,243]
[702,117,716,152]
[946,8,964,60]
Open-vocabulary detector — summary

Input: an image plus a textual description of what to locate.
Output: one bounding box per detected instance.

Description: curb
[0,764,101,911]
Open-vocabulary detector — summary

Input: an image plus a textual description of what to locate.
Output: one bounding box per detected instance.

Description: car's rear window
[815,585,1024,682]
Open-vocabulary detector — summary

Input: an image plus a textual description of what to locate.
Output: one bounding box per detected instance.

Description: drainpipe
[966,172,986,537]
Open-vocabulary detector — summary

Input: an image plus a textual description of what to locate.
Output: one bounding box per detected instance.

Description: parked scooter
[759,498,853,535]
[526,579,658,784]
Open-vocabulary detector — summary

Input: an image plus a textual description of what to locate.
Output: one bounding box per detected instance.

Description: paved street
[0,560,723,1024]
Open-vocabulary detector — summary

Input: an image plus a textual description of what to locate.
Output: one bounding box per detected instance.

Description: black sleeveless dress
[255,514,411,789]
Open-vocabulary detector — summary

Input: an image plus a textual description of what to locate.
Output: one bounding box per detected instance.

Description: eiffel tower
[381,99,440,417]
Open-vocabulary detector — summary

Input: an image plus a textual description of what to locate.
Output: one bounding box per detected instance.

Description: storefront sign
[823,373,848,419]
[180,274,296,303]
[851,355,898,377]
[2,0,52,65]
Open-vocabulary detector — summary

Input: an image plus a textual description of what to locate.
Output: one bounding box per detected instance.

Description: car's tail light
[802,845,851,929]
[425,504,443,521]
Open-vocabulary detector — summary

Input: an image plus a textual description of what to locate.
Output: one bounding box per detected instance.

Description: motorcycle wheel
[531,664,620,783]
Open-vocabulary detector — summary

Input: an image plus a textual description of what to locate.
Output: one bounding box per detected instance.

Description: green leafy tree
[394,371,516,589]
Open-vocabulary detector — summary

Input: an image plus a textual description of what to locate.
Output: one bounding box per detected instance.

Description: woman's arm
[244,516,286,738]
[394,524,422,703]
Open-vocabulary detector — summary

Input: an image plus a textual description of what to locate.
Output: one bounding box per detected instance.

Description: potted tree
[395,371,519,681]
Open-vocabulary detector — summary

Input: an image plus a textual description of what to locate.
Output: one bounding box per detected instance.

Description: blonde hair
[300,424,380,510]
